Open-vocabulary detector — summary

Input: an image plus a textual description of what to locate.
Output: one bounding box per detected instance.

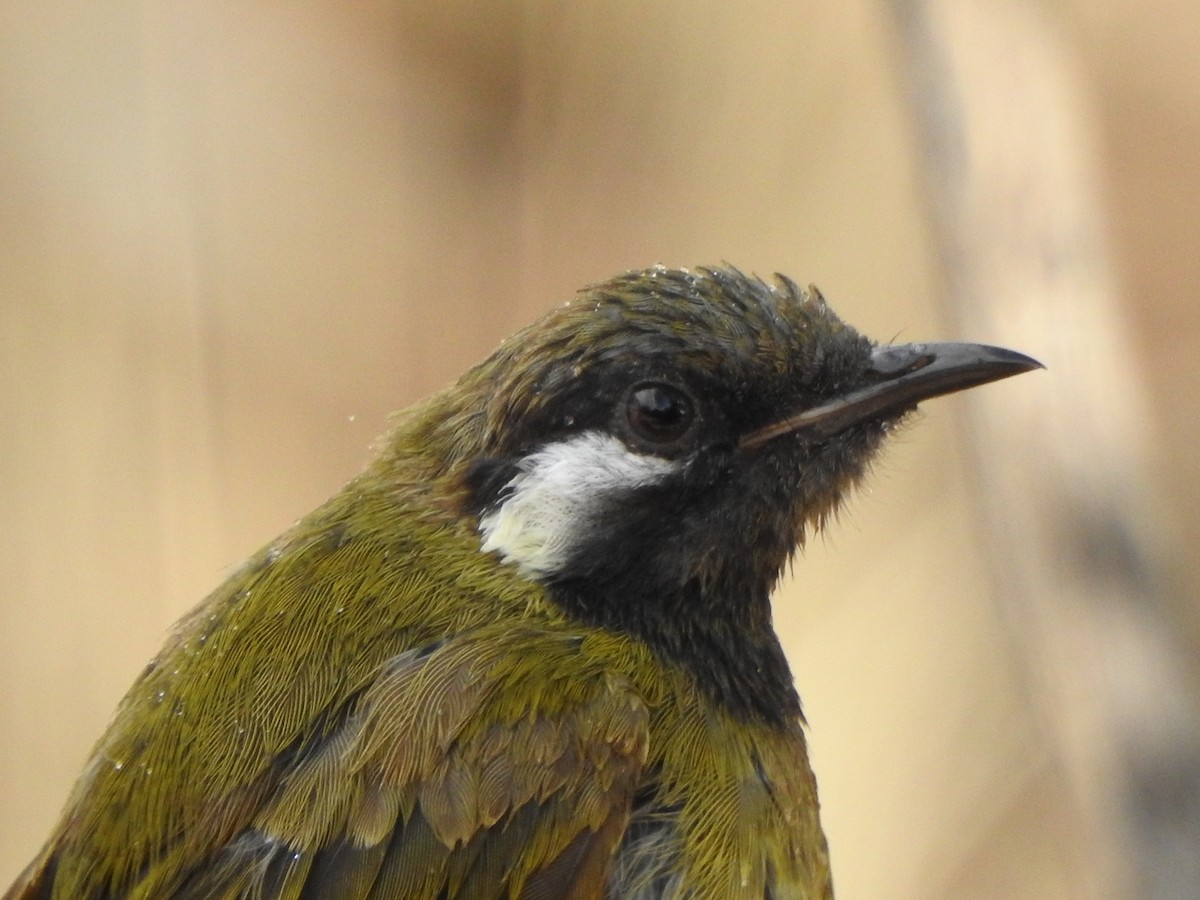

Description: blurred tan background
[2,2,1198,897]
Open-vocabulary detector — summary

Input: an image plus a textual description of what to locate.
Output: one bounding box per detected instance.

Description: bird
[5,265,1040,899]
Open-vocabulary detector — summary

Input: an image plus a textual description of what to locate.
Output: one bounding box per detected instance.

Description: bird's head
[386,265,1039,721]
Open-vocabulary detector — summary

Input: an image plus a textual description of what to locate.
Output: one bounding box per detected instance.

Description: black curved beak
[740,342,1044,450]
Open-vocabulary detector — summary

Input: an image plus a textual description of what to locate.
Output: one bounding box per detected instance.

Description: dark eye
[625,383,696,446]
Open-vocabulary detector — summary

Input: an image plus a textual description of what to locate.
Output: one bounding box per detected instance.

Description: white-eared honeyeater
[6,265,1041,899]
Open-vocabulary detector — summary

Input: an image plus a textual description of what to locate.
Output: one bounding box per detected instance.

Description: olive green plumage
[6,265,1039,899]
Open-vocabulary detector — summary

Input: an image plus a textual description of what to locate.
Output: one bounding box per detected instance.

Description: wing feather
[154,628,647,899]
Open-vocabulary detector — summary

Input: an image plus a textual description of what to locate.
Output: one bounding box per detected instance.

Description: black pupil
[628,385,692,443]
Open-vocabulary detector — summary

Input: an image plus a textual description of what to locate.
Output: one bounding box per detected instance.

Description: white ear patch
[478,431,681,579]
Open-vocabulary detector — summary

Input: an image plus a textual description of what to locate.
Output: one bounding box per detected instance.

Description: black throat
[547,575,801,727]
[465,453,805,728]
